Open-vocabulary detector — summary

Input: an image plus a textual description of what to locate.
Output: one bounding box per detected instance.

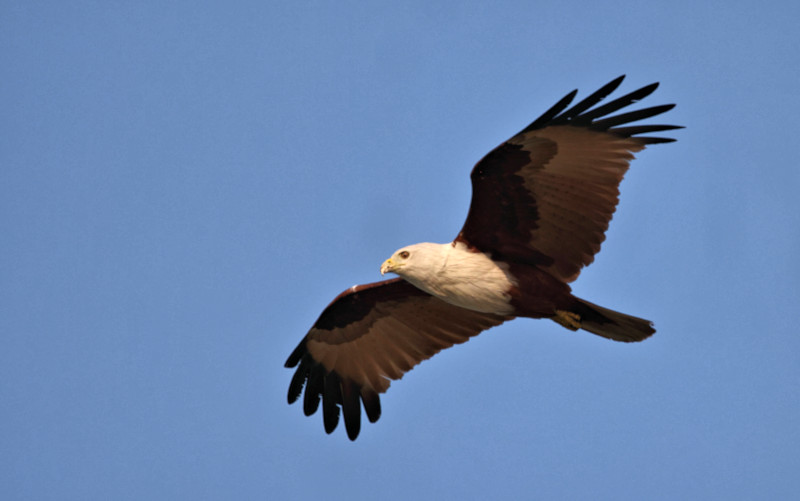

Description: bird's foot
[553,310,581,331]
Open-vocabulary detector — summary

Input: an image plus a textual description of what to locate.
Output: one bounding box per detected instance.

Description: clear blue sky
[3,1,799,499]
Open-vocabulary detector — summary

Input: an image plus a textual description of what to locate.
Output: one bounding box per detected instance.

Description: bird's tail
[567,297,655,343]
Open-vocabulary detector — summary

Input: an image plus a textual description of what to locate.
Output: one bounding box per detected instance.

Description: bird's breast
[406,247,517,315]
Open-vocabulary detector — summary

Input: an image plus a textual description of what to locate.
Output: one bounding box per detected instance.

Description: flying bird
[285,75,681,440]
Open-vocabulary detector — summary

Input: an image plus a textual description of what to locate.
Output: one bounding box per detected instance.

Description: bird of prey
[285,75,681,440]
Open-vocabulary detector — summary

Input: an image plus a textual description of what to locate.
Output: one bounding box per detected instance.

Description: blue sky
[2,1,799,499]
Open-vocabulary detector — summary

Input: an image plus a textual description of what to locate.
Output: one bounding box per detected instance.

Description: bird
[284,75,681,440]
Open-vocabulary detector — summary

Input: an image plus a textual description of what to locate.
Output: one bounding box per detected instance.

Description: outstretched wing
[285,278,508,440]
[455,75,682,283]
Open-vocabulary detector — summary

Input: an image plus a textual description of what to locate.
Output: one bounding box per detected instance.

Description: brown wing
[455,75,682,283]
[285,278,508,440]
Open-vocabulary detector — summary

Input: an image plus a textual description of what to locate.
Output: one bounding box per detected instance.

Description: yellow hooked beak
[380,258,396,276]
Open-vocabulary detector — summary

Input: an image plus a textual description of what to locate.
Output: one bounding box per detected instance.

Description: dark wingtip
[285,339,306,368]
[287,359,308,404]
[323,373,342,434]
[519,76,680,140]
[362,389,382,423]
[556,75,627,122]
[636,81,660,99]
[286,344,382,440]
[302,363,324,416]
[522,88,578,133]
[591,104,677,131]
[342,381,362,441]
[638,137,678,144]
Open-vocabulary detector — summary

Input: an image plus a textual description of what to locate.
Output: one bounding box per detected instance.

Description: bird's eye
[399,251,410,259]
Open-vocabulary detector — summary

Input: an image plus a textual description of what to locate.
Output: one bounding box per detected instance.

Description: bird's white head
[380,243,445,279]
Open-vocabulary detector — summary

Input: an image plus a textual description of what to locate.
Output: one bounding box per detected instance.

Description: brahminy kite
[285,75,681,440]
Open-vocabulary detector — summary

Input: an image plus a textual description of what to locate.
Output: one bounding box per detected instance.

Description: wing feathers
[630,136,678,145]
[606,124,683,137]
[341,381,361,441]
[322,373,341,433]
[287,355,308,404]
[285,279,508,439]
[457,77,678,282]
[524,89,578,130]
[361,388,381,423]
[578,82,660,124]
[285,338,306,369]
[303,363,324,416]
[592,104,676,131]
[554,75,626,123]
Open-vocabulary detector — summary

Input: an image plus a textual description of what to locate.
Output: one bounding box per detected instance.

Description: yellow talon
[553,310,581,331]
